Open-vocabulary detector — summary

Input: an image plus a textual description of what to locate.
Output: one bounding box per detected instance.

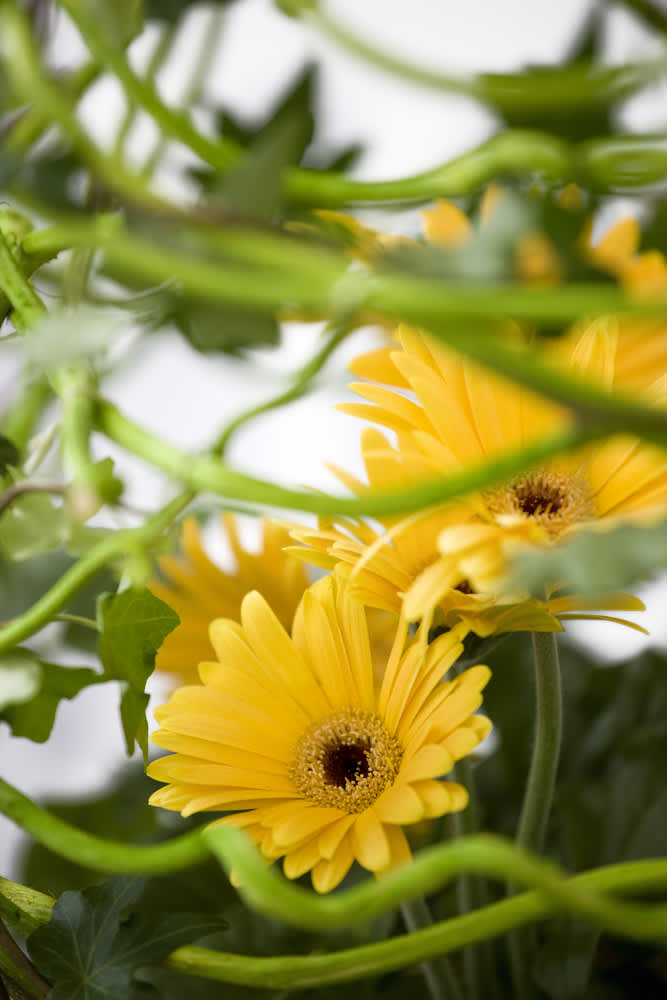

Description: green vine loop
[94,397,605,515]
[0,777,209,874]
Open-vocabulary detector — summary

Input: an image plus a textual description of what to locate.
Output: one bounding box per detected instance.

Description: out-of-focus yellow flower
[148,576,491,892]
[150,515,310,684]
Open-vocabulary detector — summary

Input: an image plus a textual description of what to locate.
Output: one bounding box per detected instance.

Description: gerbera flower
[330,319,664,627]
[150,514,310,683]
[148,577,491,892]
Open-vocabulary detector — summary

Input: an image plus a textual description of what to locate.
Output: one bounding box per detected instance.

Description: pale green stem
[401,898,465,1000]
[508,631,563,999]
[213,320,352,456]
[304,2,667,108]
[94,397,601,517]
[0,491,192,653]
[141,5,227,179]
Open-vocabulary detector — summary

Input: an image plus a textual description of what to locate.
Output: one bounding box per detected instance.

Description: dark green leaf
[97,588,179,759]
[173,298,280,354]
[0,434,20,474]
[2,658,101,742]
[511,519,667,597]
[206,65,316,221]
[144,0,236,25]
[28,876,226,1000]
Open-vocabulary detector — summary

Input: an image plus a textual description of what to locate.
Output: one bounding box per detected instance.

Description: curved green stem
[213,320,352,456]
[0,375,51,455]
[58,0,240,171]
[95,397,602,515]
[303,2,667,109]
[0,777,208,874]
[0,491,191,653]
[516,632,563,855]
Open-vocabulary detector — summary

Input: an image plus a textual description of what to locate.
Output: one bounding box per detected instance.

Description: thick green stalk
[0,920,49,999]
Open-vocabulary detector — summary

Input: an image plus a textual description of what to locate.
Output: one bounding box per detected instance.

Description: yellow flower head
[333,320,664,629]
[148,577,491,892]
[150,514,310,683]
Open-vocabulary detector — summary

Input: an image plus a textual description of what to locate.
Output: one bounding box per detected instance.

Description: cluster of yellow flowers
[146,196,666,892]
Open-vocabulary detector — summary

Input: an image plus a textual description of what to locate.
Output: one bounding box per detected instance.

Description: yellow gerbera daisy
[148,577,491,892]
[333,320,664,627]
[150,514,310,683]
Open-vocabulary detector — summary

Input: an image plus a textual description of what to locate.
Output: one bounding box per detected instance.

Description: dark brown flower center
[289,709,403,813]
[485,469,593,538]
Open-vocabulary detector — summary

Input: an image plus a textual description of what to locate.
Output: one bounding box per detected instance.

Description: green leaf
[28,876,226,1000]
[2,659,101,742]
[0,433,20,474]
[174,298,280,354]
[0,648,41,711]
[0,491,68,561]
[207,65,316,221]
[511,519,667,597]
[97,588,179,759]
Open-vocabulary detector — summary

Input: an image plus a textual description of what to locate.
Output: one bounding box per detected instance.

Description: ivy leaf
[205,65,316,221]
[97,589,179,760]
[0,492,68,561]
[28,877,226,1000]
[1,654,101,742]
[511,519,667,597]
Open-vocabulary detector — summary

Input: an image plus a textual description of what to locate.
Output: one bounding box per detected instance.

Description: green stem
[0,480,65,517]
[58,0,240,171]
[517,633,563,855]
[52,613,99,631]
[603,0,667,35]
[213,320,352,456]
[5,831,667,989]
[95,397,602,516]
[0,777,208,874]
[4,60,101,153]
[0,919,49,999]
[0,5,164,210]
[451,759,497,1000]
[508,632,563,999]
[0,376,51,454]
[19,219,667,448]
[0,227,45,330]
[401,898,465,1000]
[305,2,667,109]
[141,4,227,179]
[0,491,192,653]
[112,24,173,161]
